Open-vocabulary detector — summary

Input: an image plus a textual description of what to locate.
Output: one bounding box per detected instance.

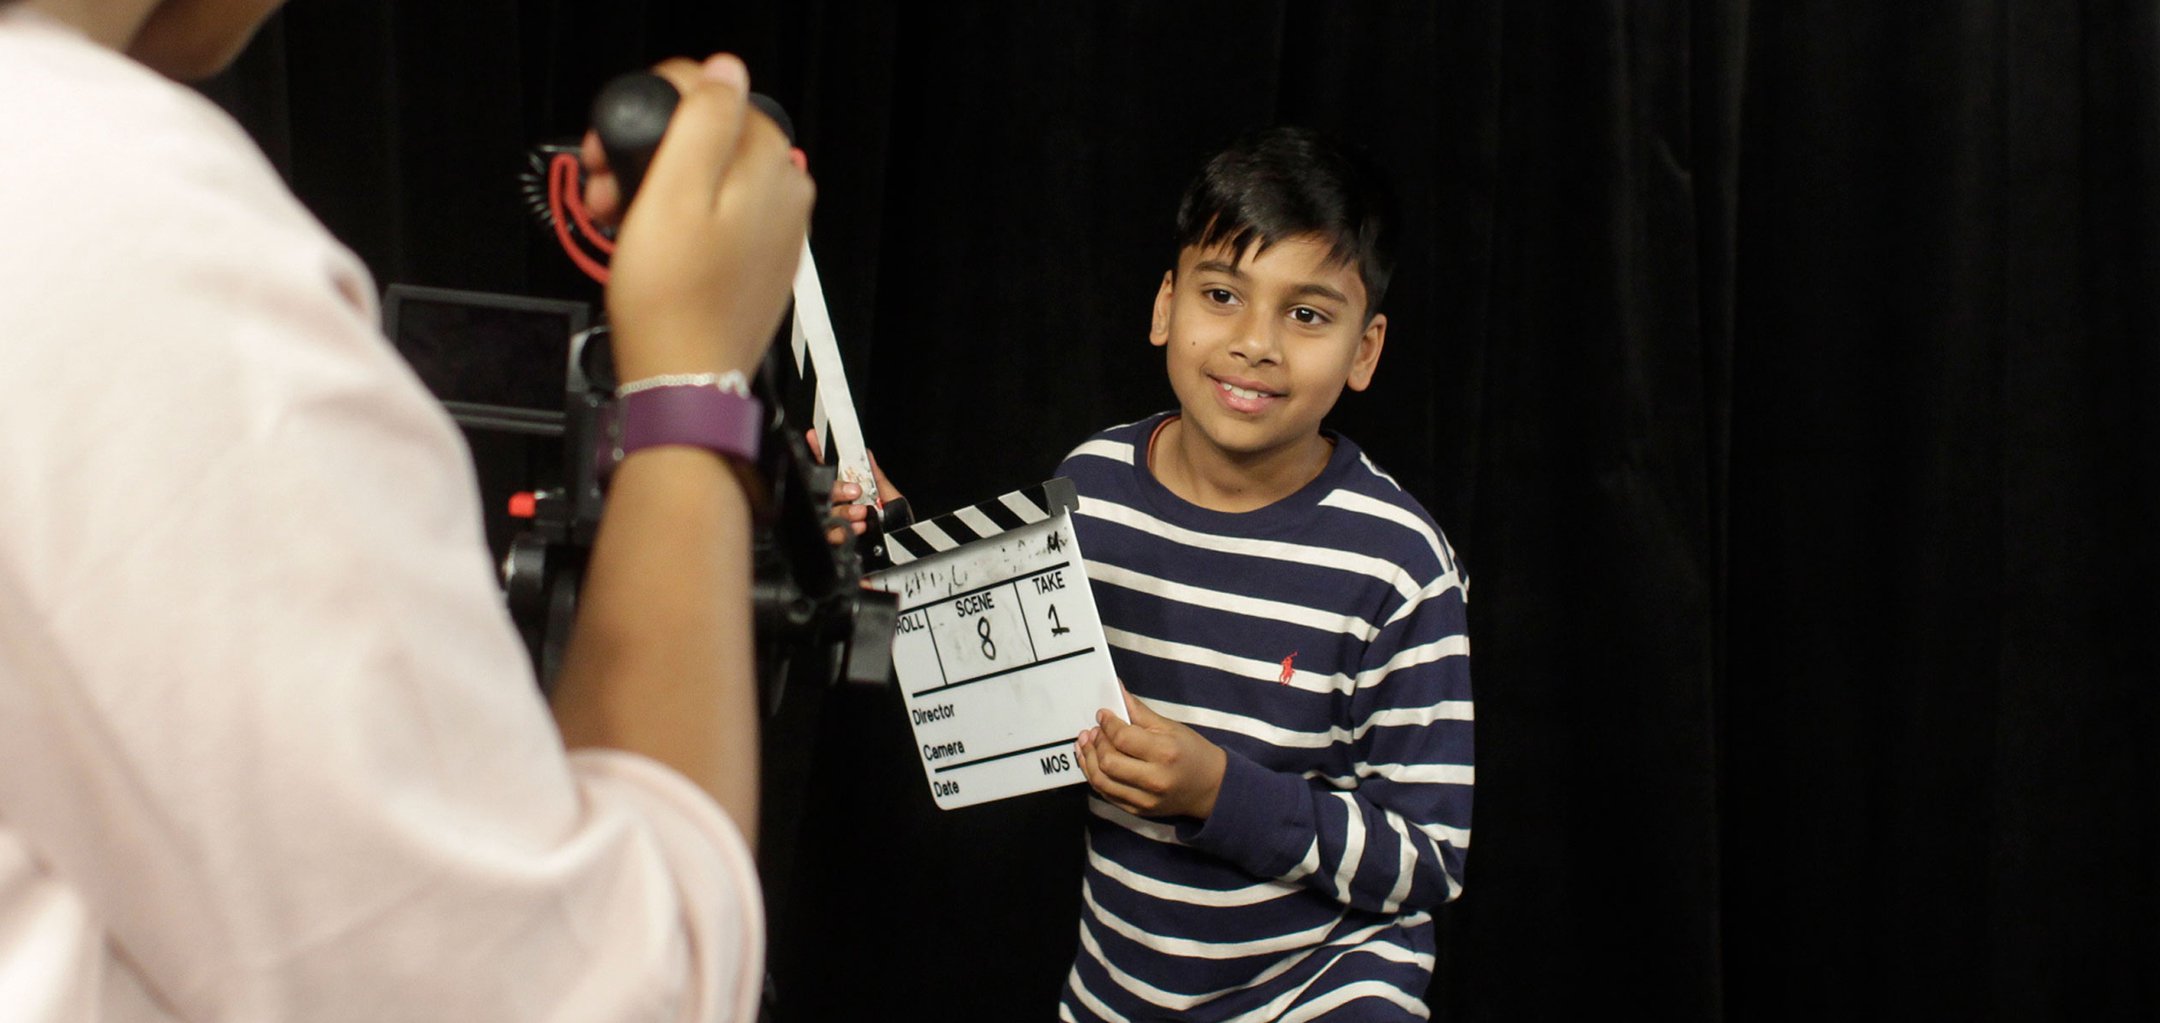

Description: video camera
[385,287,896,713]
[383,71,900,715]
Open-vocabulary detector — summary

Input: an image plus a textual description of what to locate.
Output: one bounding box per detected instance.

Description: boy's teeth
[1219,381,1267,400]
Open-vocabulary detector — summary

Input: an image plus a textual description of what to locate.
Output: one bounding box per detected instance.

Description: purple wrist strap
[601,385,764,480]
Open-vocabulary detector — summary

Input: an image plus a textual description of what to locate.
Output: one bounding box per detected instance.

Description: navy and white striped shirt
[1056,413,1473,1023]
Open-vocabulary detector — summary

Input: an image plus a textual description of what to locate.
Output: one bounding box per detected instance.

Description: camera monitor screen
[383,284,591,416]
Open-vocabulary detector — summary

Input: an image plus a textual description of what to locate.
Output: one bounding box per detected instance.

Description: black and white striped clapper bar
[879,478,1080,567]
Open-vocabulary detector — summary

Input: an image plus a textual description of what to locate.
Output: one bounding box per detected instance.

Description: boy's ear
[1346,314,1387,392]
[1149,271,1175,348]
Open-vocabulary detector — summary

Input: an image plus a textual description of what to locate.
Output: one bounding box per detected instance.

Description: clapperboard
[868,480,1125,810]
[768,231,1122,809]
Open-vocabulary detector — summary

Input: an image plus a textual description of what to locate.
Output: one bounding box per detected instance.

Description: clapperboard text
[869,480,1126,810]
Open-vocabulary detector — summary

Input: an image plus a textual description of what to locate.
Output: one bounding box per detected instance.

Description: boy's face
[1151,234,1387,464]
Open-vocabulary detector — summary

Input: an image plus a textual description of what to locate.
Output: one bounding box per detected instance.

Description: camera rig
[499,71,905,713]
[499,322,900,713]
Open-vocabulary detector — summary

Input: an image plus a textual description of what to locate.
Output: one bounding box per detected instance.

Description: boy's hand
[1075,695,1227,819]
[809,427,903,547]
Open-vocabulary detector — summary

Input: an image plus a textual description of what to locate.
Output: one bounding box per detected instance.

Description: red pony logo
[1278,652,1297,685]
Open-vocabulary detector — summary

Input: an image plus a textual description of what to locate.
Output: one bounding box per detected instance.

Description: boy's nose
[1228,322,1283,365]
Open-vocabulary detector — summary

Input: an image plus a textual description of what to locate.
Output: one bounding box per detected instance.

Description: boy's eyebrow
[1288,282,1352,306]
[1191,260,1355,306]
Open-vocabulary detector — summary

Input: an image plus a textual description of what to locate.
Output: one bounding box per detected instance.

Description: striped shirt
[1056,414,1474,1022]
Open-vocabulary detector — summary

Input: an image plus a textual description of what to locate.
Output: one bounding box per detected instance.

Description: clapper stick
[788,243,879,511]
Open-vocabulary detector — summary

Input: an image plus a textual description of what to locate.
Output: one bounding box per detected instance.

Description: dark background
[201,1,2158,1019]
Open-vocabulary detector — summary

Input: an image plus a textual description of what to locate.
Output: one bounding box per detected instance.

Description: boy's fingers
[822,512,870,546]
[1097,751,1166,807]
[1125,695,1164,727]
[1085,747,1160,811]
[1097,708,1167,761]
[1106,724,1168,763]
[1075,731,1097,775]
[1077,734,1115,795]
[868,451,902,501]
[1090,736,1164,791]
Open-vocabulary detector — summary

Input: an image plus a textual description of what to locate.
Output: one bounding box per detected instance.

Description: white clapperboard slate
[867,479,1125,810]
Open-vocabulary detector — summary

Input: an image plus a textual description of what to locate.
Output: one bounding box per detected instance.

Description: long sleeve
[1177,573,1474,914]
[0,21,763,1020]
[1058,421,1473,1021]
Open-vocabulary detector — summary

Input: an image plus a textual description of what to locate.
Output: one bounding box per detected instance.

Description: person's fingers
[637,56,752,213]
[644,56,713,95]
[1124,694,1165,727]
[578,130,622,225]
[600,52,809,383]
[580,128,613,175]
[806,427,823,464]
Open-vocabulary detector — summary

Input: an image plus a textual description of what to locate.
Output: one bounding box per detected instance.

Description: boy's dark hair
[1173,126,1397,320]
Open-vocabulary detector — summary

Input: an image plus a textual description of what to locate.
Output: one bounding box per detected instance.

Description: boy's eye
[1203,288,1238,305]
[1289,306,1331,326]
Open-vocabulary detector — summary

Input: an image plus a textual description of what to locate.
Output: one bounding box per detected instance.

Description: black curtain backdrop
[196,2,2158,1019]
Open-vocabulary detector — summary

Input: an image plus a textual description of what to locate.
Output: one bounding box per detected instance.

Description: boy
[1060,126,1473,1021]
[2,1,804,1018]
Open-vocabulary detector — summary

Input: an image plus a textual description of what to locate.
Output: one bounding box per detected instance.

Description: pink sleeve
[0,30,762,1021]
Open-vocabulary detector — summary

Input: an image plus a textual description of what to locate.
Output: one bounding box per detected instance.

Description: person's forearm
[549,447,760,847]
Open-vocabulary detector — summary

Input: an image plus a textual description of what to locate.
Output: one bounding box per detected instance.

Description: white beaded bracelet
[615,370,751,398]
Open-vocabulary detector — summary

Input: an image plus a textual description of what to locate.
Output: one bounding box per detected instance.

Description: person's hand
[587,54,812,383]
[807,427,903,547]
[1075,693,1228,819]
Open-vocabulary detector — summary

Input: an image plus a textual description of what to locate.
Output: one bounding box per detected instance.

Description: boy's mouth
[1210,374,1284,414]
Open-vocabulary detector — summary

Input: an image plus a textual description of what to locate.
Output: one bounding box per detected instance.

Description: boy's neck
[1148,415,1334,514]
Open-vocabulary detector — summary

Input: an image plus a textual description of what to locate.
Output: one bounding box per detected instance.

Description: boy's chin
[1177,408,1321,461]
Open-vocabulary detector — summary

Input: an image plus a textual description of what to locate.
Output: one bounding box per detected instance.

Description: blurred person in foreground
[0,1,806,1019]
